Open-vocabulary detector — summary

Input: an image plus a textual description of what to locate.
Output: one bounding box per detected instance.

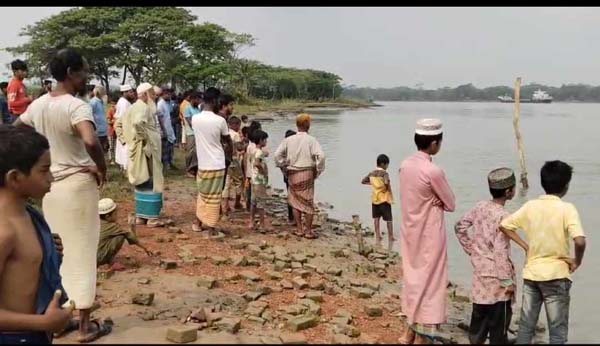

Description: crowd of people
[0,46,588,346]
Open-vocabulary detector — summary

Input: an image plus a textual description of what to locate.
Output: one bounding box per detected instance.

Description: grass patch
[102,148,189,203]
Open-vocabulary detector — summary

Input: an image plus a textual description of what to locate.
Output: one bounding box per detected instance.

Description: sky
[2,7,600,89]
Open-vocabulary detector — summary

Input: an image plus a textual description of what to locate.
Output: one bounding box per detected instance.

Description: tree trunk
[121,66,128,85]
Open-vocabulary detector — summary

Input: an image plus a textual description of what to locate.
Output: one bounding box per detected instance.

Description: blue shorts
[0,332,51,345]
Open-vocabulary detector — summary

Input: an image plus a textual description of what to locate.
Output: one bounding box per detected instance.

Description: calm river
[262,101,598,343]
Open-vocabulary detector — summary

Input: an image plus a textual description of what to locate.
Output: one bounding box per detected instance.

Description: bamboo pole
[513,77,529,192]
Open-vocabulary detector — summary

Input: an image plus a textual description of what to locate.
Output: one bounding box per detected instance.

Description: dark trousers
[517,278,571,344]
[0,332,51,345]
[469,301,512,344]
[284,177,294,222]
[246,178,252,211]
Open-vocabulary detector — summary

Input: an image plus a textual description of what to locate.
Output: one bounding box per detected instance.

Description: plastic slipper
[77,319,113,343]
[54,318,79,338]
[304,232,318,239]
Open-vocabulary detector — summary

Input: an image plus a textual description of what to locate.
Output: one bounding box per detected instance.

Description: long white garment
[43,173,100,310]
[114,97,131,169]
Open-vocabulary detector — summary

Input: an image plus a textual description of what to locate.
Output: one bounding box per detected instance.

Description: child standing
[500,160,586,344]
[361,154,395,251]
[221,116,244,215]
[248,130,272,232]
[97,198,152,269]
[0,125,73,344]
[454,167,517,344]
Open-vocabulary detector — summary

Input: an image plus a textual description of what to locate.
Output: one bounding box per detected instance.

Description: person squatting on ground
[97,198,153,270]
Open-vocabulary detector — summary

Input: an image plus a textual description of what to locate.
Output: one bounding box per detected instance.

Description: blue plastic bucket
[135,191,163,219]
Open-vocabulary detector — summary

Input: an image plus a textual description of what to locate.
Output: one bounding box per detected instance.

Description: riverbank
[50,150,471,344]
[235,98,379,119]
[53,144,549,344]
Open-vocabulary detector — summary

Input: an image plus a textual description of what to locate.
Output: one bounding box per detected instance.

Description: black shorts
[372,202,392,221]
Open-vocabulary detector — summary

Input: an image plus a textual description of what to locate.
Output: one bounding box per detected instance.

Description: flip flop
[54,318,79,338]
[146,219,165,228]
[292,231,304,237]
[304,232,318,239]
[77,319,113,343]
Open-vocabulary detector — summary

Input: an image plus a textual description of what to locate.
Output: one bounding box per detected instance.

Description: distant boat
[498,89,553,104]
[531,89,553,103]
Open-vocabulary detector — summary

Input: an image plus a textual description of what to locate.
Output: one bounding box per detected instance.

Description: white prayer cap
[136,82,153,95]
[153,86,162,95]
[415,118,443,136]
[98,198,117,215]
[120,84,133,92]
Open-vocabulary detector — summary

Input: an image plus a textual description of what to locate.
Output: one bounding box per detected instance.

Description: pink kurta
[399,151,455,325]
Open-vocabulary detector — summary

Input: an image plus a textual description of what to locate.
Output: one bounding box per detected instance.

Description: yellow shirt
[362,168,394,205]
[500,195,585,281]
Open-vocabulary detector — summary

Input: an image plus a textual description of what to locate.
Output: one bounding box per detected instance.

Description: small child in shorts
[361,154,395,250]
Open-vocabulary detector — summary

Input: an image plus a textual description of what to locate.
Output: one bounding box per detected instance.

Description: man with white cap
[115,82,165,227]
[114,84,136,170]
[398,118,455,344]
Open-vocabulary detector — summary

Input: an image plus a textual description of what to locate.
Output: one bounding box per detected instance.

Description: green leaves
[5,6,343,100]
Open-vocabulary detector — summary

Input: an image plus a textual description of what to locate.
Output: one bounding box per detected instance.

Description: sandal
[54,318,79,338]
[77,319,113,343]
[292,230,304,237]
[304,232,318,239]
[146,219,165,228]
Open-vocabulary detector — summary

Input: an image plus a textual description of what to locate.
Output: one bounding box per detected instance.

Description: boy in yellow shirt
[361,154,395,251]
[500,160,586,344]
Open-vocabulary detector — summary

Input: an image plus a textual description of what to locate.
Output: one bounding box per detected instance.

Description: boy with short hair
[7,59,32,123]
[455,167,517,344]
[361,154,395,251]
[0,125,73,344]
[97,198,152,269]
[500,160,586,344]
[222,116,244,215]
[248,129,272,232]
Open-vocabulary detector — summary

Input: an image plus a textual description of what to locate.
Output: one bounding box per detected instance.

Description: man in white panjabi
[114,84,136,170]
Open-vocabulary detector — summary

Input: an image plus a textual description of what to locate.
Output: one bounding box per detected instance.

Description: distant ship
[531,89,553,103]
[498,89,553,103]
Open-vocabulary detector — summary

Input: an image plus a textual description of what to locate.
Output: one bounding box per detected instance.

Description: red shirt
[7,78,30,115]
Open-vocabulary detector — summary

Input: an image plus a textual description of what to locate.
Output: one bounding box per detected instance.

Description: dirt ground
[53,150,475,345]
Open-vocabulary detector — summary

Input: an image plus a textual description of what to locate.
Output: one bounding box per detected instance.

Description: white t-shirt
[20,93,96,181]
[191,110,230,170]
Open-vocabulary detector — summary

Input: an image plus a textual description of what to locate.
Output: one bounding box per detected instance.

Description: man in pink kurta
[399,118,455,344]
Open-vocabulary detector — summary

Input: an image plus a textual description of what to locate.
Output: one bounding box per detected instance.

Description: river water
[262,101,598,343]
